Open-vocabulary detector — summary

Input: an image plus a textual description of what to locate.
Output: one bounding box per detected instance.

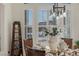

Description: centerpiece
[44,27,61,53]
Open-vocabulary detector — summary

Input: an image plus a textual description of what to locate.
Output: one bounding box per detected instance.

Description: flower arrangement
[44,27,60,36]
[44,27,62,52]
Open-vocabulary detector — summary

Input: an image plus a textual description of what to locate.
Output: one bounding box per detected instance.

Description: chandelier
[49,3,66,20]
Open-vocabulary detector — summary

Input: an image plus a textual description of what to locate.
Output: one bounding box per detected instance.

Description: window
[25,10,33,39]
[37,10,48,39]
[64,9,71,38]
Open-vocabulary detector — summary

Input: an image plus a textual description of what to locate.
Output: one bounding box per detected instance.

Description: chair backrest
[61,38,72,49]
[24,39,33,47]
[24,39,45,56]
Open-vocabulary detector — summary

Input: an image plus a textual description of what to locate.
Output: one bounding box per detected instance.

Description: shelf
[11,21,22,56]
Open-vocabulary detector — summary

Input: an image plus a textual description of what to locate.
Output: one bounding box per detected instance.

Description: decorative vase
[48,35,59,51]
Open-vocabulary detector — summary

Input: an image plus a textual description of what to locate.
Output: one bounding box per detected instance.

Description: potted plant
[75,40,79,48]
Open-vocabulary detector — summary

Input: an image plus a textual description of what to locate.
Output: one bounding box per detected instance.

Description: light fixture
[49,3,66,19]
[56,16,59,20]
[63,12,66,17]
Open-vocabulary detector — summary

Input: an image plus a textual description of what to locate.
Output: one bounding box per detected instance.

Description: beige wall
[70,4,79,45]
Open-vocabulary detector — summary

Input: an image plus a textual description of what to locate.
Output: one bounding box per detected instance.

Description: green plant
[75,40,79,46]
[45,27,59,36]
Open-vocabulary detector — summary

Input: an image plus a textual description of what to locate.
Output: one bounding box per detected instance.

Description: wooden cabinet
[11,21,22,56]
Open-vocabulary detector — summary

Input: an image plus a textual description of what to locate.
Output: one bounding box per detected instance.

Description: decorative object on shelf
[11,21,23,56]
